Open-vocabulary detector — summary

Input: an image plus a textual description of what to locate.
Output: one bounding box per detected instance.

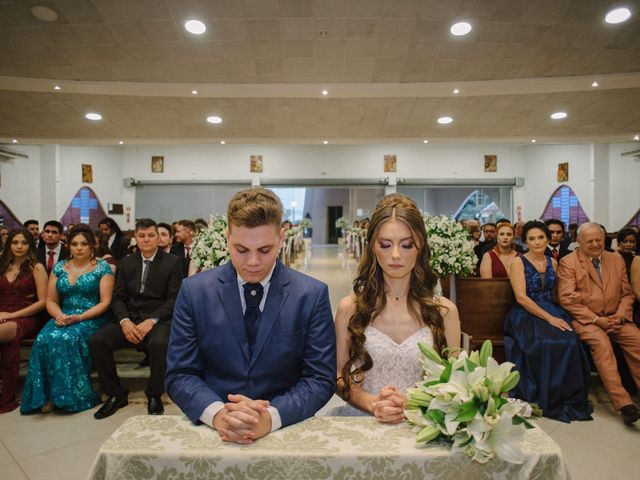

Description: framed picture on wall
[484,155,497,172]
[557,162,569,182]
[383,154,397,172]
[82,164,93,183]
[250,155,263,173]
[151,156,164,173]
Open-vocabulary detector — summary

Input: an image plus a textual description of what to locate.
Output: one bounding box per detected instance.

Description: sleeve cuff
[150,318,159,324]
[268,405,282,432]
[199,401,225,428]
[119,318,131,325]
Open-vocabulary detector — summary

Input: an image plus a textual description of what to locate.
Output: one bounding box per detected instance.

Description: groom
[165,188,336,443]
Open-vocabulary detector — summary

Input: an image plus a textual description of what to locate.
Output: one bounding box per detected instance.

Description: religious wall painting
[250,155,263,173]
[541,185,589,227]
[383,154,397,173]
[151,156,164,173]
[82,164,93,183]
[484,155,497,172]
[59,186,108,228]
[557,162,569,182]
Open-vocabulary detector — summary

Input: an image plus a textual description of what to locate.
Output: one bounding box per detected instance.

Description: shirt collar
[236,261,276,289]
[141,249,158,263]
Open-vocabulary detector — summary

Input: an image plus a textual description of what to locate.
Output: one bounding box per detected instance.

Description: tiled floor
[1,245,638,479]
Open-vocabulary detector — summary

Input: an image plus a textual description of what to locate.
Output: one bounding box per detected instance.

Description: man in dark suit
[544,218,570,261]
[170,219,196,277]
[36,220,68,274]
[98,217,129,260]
[166,188,336,444]
[23,219,40,248]
[90,218,183,419]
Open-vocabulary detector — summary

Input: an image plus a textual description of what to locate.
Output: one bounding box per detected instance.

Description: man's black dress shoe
[94,396,128,420]
[620,404,640,425]
[148,396,164,415]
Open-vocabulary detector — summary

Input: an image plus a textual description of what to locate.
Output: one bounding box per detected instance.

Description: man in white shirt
[36,220,68,273]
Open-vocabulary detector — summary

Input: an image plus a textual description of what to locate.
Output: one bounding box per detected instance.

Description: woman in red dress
[479,223,520,278]
[0,228,48,413]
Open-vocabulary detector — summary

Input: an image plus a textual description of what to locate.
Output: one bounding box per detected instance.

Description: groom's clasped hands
[213,394,272,444]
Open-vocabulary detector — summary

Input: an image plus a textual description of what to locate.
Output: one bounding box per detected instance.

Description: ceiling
[0,0,639,145]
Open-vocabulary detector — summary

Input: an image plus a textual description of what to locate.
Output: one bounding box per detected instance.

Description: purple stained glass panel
[541,186,589,225]
[59,187,107,228]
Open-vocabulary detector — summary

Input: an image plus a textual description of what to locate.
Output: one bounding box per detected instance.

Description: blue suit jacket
[165,260,336,427]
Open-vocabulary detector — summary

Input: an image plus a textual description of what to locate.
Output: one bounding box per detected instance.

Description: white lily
[485,356,516,396]
[474,411,525,464]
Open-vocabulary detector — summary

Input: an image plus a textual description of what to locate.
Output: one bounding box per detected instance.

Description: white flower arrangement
[406,341,535,465]
[189,215,230,272]
[285,226,302,238]
[299,218,312,229]
[423,214,476,276]
[335,217,350,230]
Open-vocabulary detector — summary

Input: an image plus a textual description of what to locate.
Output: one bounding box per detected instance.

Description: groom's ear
[225,226,230,241]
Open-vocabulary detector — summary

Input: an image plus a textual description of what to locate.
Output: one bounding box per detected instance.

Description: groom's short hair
[227,187,283,231]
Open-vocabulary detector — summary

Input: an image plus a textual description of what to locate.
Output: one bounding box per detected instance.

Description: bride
[335,194,460,422]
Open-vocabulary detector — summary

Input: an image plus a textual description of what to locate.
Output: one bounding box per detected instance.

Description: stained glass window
[541,186,589,225]
[59,187,107,228]
[624,209,640,228]
[0,200,21,228]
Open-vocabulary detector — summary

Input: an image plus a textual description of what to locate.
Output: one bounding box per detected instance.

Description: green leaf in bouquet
[501,371,520,393]
[479,340,492,367]
[494,395,508,409]
[425,409,445,426]
[419,342,445,365]
[465,358,478,372]
[454,400,479,423]
[407,389,433,408]
[439,362,452,383]
[416,425,441,443]
[512,416,535,429]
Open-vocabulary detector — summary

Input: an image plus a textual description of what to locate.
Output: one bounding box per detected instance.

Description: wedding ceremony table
[88,415,570,480]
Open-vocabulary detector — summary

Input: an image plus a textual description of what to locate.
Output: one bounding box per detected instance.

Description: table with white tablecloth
[88,415,570,480]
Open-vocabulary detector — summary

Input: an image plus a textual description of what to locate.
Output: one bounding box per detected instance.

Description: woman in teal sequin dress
[21,226,115,414]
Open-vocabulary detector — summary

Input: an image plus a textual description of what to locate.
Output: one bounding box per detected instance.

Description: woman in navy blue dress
[504,220,592,423]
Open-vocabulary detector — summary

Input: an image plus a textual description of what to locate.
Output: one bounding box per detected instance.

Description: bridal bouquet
[406,341,534,464]
[189,215,229,272]
[423,214,476,276]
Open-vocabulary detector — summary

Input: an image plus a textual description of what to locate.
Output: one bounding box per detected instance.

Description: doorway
[327,206,343,244]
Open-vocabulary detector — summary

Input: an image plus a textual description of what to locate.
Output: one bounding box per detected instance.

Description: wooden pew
[453,277,516,363]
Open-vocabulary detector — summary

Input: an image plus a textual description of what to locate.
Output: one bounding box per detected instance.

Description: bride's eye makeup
[401,242,414,249]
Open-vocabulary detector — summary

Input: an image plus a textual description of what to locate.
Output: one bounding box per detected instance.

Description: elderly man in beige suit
[558,222,640,426]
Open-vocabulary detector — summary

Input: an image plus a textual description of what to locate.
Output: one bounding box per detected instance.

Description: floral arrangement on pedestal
[423,214,476,277]
[406,340,537,464]
[298,218,312,230]
[335,217,350,236]
[189,215,230,273]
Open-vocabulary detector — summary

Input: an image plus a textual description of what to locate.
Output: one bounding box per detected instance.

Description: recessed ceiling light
[191,90,198,95]
[85,112,102,121]
[12,139,18,143]
[634,134,640,141]
[453,88,460,94]
[605,7,631,24]
[30,5,58,22]
[323,140,328,144]
[437,116,453,124]
[321,90,328,96]
[184,19,207,35]
[591,81,599,87]
[53,85,61,91]
[550,112,567,120]
[423,139,429,143]
[531,139,537,143]
[450,22,472,36]
[220,140,226,144]
[206,115,222,124]
[118,141,124,145]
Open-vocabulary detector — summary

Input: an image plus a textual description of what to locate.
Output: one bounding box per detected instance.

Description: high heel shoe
[40,402,54,413]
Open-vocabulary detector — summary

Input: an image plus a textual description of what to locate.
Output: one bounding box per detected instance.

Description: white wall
[608,143,640,228]
[0,145,42,223]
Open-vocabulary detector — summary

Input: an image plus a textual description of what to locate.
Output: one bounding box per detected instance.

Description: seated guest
[631,254,640,327]
[170,220,196,277]
[0,229,47,413]
[504,220,592,423]
[157,222,174,253]
[479,223,520,278]
[20,226,114,414]
[23,220,40,247]
[98,217,128,260]
[166,188,336,444]
[473,222,496,262]
[558,222,640,425]
[468,222,481,248]
[544,219,570,261]
[90,219,183,419]
[335,194,460,422]
[0,225,9,254]
[93,229,117,273]
[37,220,68,274]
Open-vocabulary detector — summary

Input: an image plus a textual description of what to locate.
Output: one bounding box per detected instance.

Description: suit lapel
[132,252,143,293]
[218,264,250,362]
[579,250,602,289]
[250,261,290,366]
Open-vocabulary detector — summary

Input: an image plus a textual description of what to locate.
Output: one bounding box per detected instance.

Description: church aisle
[0,244,637,479]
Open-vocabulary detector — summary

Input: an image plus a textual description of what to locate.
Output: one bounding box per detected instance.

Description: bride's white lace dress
[332,325,434,416]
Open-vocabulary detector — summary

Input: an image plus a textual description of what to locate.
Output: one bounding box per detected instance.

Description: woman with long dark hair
[335,194,460,422]
[0,228,48,413]
[20,225,114,414]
